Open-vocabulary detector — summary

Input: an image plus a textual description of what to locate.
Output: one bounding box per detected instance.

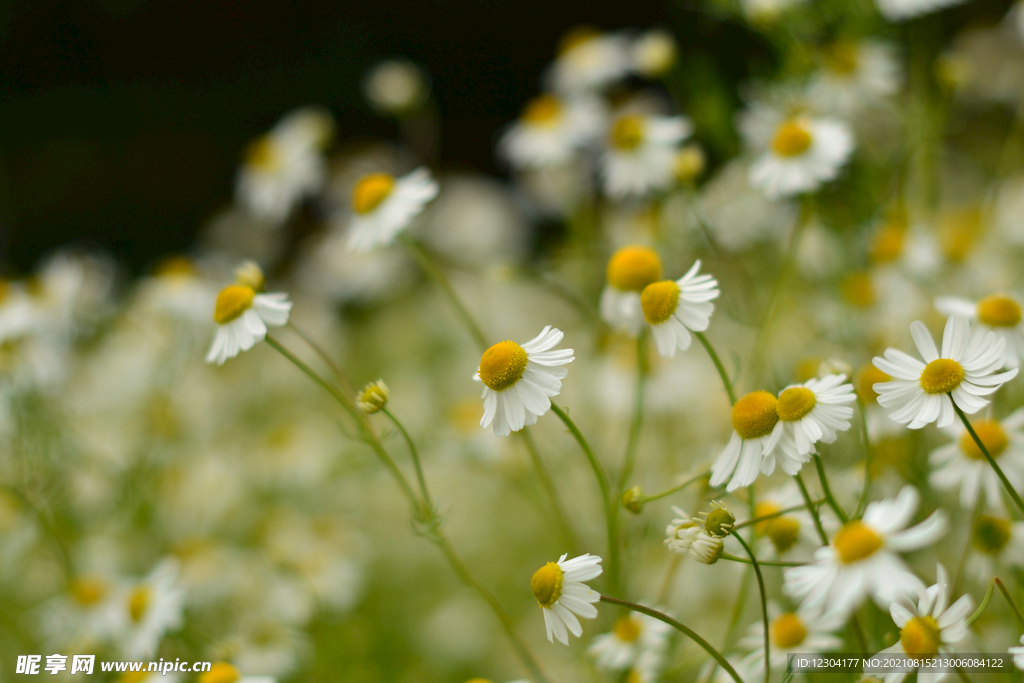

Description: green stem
[733,498,826,530]
[734,534,770,683]
[695,332,737,405]
[287,320,355,396]
[996,577,1024,628]
[656,553,682,605]
[951,396,1024,517]
[813,455,847,523]
[616,332,648,493]
[966,578,995,626]
[794,473,829,545]
[382,407,432,512]
[518,430,578,552]
[641,471,710,505]
[854,398,872,519]
[599,595,745,683]
[720,553,805,568]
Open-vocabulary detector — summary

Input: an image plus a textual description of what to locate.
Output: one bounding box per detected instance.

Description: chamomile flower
[872,565,973,683]
[601,113,691,199]
[748,115,854,199]
[784,486,947,621]
[875,0,970,22]
[872,316,1018,429]
[964,514,1024,581]
[929,409,1024,510]
[710,391,780,492]
[499,94,604,169]
[630,29,677,79]
[808,40,901,116]
[935,293,1024,367]
[763,375,856,471]
[113,558,186,659]
[530,553,602,645]
[737,607,843,676]
[588,611,671,671]
[344,168,439,253]
[546,28,631,96]
[639,260,719,359]
[199,663,276,683]
[474,326,574,437]
[205,285,292,366]
[664,505,701,554]
[601,246,663,335]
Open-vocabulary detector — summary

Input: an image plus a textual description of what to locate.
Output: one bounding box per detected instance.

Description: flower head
[588,611,670,671]
[601,113,691,199]
[601,246,663,335]
[356,380,390,414]
[499,94,604,169]
[205,284,292,365]
[640,260,719,359]
[763,374,856,474]
[530,553,602,645]
[936,293,1024,368]
[710,391,780,492]
[748,115,853,199]
[345,168,439,253]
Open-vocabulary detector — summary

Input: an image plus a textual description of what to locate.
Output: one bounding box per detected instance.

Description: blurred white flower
[935,293,1024,367]
[748,115,854,199]
[588,611,670,671]
[113,558,186,659]
[738,607,842,676]
[362,58,430,115]
[601,245,663,336]
[929,409,1024,510]
[630,29,677,78]
[499,94,604,169]
[875,0,970,22]
[344,168,439,253]
[601,113,691,199]
[546,28,631,95]
[808,40,901,115]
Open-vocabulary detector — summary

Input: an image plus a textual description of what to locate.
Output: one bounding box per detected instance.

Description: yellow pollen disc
[841,272,876,308]
[833,520,883,564]
[900,616,941,657]
[766,516,801,554]
[213,285,255,325]
[919,358,965,395]
[771,120,813,157]
[776,386,816,422]
[351,173,395,215]
[611,115,646,151]
[973,514,1012,554]
[869,225,905,263]
[128,586,151,623]
[958,420,1008,460]
[478,341,528,392]
[71,577,107,606]
[613,615,642,642]
[977,294,1022,328]
[199,662,241,683]
[772,613,807,649]
[856,364,891,403]
[531,561,564,608]
[753,502,781,536]
[640,280,681,325]
[731,391,780,440]
[244,136,280,171]
[823,40,859,75]
[606,246,662,292]
[522,94,562,126]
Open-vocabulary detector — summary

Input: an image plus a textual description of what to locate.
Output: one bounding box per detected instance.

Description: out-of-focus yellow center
[522,94,562,126]
[754,501,781,536]
[731,391,779,440]
[674,145,706,183]
[772,612,808,648]
[199,662,241,683]
[977,294,1022,328]
[776,386,816,422]
[611,115,646,151]
[154,255,196,279]
[606,246,662,292]
[900,616,941,657]
[213,285,255,325]
[351,173,395,215]
[771,120,813,157]
[244,136,280,172]
[823,40,859,75]
[128,586,151,623]
[833,520,883,564]
[640,281,681,325]
[856,364,891,403]
[767,516,801,554]
[869,225,905,263]
[958,420,1008,460]
[919,358,964,395]
[841,272,876,308]
[613,615,642,642]
[71,577,108,606]
[972,514,1011,555]
[478,341,528,392]
[531,561,564,608]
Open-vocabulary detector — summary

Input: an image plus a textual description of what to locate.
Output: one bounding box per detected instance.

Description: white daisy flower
[474,326,574,437]
[205,285,292,365]
[113,558,186,659]
[639,260,719,359]
[344,168,439,253]
[875,0,970,22]
[763,374,856,472]
[530,553,602,645]
[808,40,901,116]
[601,113,691,199]
[1010,634,1024,669]
[499,94,605,170]
[689,532,725,564]
[871,565,973,683]
[199,663,276,683]
[630,29,677,79]
[935,293,1024,368]
[546,28,631,96]
[929,409,1024,510]
[600,245,664,336]
[964,513,1024,581]
[664,505,702,554]
[784,486,947,621]
[710,391,781,492]
[872,316,1018,429]
[748,115,854,199]
[737,607,843,676]
[588,611,671,671]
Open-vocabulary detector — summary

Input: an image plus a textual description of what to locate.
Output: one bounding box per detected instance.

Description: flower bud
[702,502,735,537]
[621,486,645,514]
[357,380,390,414]
[689,532,723,564]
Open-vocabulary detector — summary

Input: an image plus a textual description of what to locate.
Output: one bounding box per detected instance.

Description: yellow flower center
[522,94,562,127]
[674,145,706,183]
[606,246,662,292]
[154,255,196,278]
[919,358,965,395]
[977,294,1022,328]
[199,663,241,683]
[776,386,816,422]
[841,272,876,308]
[128,586,151,623]
[71,577,108,606]
[753,501,781,536]
[833,520,883,564]
[972,514,1012,555]
[823,40,859,75]
[958,420,1008,460]
[900,616,941,657]
[531,561,564,608]
[772,612,808,648]
[869,225,905,263]
[213,285,255,325]
[640,281,681,325]
[766,516,801,554]
[244,136,280,171]
[771,120,813,157]
[613,615,642,642]
[478,341,529,392]
[856,364,891,403]
[351,173,395,215]
[731,391,780,440]
[611,115,646,151]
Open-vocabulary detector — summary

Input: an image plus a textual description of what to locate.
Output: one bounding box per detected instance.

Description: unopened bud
[703,502,735,537]
[621,486,645,514]
[234,260,265,292]
[357,380,389,414]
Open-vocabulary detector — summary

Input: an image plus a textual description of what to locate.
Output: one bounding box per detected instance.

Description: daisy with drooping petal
[600,246,663,336]
[872,316,1018,429]
[344,168,439,253]
[935,293,1024,367]
[474,326,574,437]
[871,565,973,683]
[546,28,631,96]
[588,610,671,671]
[808,40,901,116]
[499,94,605,170]
[710,391,780,492]
[929,408,1024,510]
[205,284,292,366]
[964,513,1024,581]
[601,112,691,199]
[763,374,856,473]
[737,606,843,677]
[748,115,854,199]
[784,486,947,622]
[530,553,602,645]
[639,260,719,359]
